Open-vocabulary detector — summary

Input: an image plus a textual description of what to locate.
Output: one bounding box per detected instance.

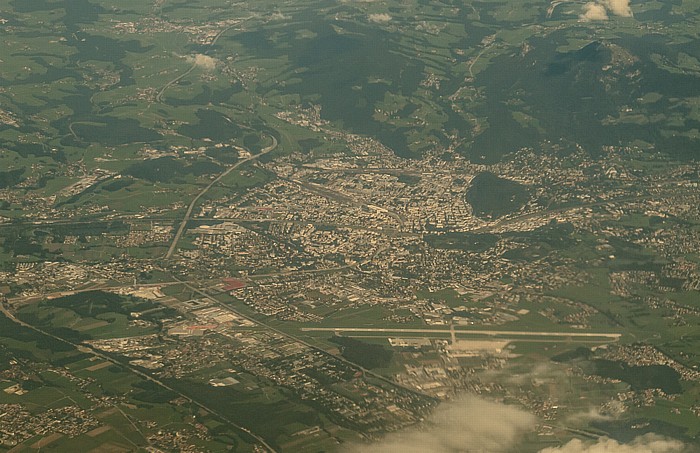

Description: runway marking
[301,327,622,339]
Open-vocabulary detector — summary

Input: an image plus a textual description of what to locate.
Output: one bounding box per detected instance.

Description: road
[6,182,693,241]
[0,302,277,453]
[155,62,198,103]
[247,262,357,280]
[468,33,497,78]
[300,165,423,177]
[301,327,622,339]
[174,278,438,401]
[5,281,186,306]
[0,215,410,238]
[156,17,253,103]
[285,177,408,229]
[165,135,277,259]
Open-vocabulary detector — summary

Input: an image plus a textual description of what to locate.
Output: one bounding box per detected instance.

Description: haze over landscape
[0,0,700,452]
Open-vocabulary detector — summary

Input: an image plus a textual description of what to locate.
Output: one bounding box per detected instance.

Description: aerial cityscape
[0,0,699,452]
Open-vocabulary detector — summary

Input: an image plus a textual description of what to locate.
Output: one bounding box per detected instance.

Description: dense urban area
[1,0,700,452]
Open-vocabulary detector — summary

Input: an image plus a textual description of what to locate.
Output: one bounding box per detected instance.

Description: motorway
[174,278,439,401]
[5,281,185,306]
[0,301,277,453]
[155,16,254,103]
[165,135,277,259]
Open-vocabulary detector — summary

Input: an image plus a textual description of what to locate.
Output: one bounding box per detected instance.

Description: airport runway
[301,327,622,339]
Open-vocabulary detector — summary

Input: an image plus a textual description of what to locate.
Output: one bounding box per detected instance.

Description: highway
[155,16,254,103]
[0,301,277,453]
[4,281,186,307]
[174,278,438,401]
[165,135,277,259]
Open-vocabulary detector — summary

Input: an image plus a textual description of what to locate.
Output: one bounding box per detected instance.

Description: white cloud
[564,407,614,424]
[539,434,688,453]
[580,2,609,21]
[269,11,290,21]
[580,0,633,20]
[602,0,633,17]
[343,395,536,453]
[186,54,218,71]
[368,13,392,23]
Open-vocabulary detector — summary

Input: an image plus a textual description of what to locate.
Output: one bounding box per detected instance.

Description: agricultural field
[1,0,700,452]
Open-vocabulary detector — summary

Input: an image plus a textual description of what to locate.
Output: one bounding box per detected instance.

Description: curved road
[155,16,254,103]
[165,135,277,259]
[155,63,198,103]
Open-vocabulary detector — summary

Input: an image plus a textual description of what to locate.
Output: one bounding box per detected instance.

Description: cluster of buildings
[1,89,700,446]
[0,404,100,447]
[600,344,700,382]
[113,17,242,46]
[88,327,434,435]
